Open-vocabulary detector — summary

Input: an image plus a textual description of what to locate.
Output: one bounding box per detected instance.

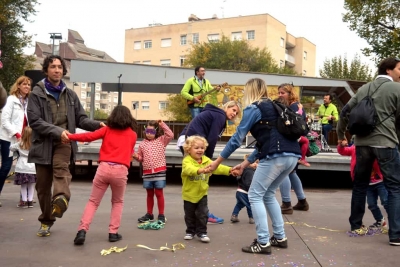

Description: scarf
[44,78,65,92]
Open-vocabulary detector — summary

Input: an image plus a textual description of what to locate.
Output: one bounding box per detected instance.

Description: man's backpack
[348,81,392,137]
[271,100,308,140]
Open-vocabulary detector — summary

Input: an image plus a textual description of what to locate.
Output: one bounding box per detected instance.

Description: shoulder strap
[369,80,389,98]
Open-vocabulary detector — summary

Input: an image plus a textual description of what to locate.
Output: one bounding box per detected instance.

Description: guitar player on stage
[181,66,222,118]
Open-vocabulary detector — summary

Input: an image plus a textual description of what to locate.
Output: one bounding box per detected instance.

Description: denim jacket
[220,100,301,162]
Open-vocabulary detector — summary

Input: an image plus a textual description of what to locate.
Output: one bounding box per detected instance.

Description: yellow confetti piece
[136,243,185,252]
[100,245,128,256]
[285,221,343,232]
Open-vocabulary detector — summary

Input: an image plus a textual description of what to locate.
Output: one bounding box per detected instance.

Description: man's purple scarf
[44,78,65,92]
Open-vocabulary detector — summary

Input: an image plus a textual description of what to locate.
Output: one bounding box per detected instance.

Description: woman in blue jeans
[0,76,31,207]
[209,78,301,254]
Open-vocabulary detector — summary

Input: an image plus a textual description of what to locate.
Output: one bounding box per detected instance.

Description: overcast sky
[23,0,374,76]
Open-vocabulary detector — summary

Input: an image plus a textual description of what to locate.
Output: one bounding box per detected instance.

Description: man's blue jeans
[350,146,400,240]
[322,123,332,144]
[190,107,203,119]
[367,182,388,222]
[248,156,298,244]
[232,191,253,218]
[280,171,306,203]
[0,140,13,193]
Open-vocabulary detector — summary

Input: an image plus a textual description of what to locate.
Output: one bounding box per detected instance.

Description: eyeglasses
[145,128,157,135]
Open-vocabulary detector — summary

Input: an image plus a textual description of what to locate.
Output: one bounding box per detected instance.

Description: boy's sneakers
[138,213,154,223]
[27,201,34,208]
[52,195,69,218]
[37,224,51,237]
[158,214,166,223]
[347,225,369,236]
[249,218,255,224]
[230,215,240,223]
[369,219,387,230]
[74,230,86,245]
[389,238,400,246]
[208,213,224,224]
[184,233,194,240]
[199,234,210,243]
[17,201,28,208]
[242,239,271,254]
[270,236,288,248]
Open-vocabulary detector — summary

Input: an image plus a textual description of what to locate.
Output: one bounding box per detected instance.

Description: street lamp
[117,74,122,105]
[49,33,62,55]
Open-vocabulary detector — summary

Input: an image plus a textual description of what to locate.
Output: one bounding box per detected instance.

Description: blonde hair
[242,78,268,107]
[183,135,209,155]
[20,126,32,150]
[278,83,298,104]
[9,76,32,97]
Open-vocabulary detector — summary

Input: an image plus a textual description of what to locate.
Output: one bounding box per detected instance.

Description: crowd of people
[0,55,400,254]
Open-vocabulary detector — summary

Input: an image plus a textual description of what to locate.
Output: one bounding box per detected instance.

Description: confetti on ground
[100,245,128,256]
[136,243,185,252]
[285,221,342,232]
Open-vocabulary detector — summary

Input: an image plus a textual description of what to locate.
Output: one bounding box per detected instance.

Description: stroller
[308,122,333,152]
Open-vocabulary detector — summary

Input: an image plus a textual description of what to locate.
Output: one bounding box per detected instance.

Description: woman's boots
[281,198,309,214]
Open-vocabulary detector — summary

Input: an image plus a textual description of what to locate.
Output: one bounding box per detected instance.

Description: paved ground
[0,179,396,267]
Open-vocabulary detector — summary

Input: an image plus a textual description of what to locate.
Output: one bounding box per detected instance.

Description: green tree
[185,35,297,75]
[343,0,400,62]
[162,94,191,122]
[85,109,109,120]
[319,54,373,81]
[0,0,37,91]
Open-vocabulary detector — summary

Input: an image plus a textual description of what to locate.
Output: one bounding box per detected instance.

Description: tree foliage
[319,54,373,81]
[85,109,109,120]
[343,0,400,62]
[185,35,297,75]
[162,94,191,122]
[0,0,37,91]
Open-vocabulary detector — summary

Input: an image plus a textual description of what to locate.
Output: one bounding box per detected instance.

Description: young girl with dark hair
[132,120,174,223]
[67,105,138,245]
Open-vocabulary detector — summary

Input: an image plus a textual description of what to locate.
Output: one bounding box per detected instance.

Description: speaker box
[25,70,46,86]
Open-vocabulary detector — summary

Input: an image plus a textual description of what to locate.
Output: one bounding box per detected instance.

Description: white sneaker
[184,234,194,240]
[200,234,210,243]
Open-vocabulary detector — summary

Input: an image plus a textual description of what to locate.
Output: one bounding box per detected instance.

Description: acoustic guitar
[187,82,228,106]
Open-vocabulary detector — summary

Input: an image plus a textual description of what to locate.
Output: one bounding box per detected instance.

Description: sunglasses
[144,128,157,135]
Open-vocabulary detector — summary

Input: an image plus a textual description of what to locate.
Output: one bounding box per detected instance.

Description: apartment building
[34,29,119,114]
[123,13,316,120]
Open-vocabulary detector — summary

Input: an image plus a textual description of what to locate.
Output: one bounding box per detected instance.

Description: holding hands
[61,130,70,144]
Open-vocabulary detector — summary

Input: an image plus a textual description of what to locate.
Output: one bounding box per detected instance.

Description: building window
[192,33,199,44]
[80,91,86,99]
[143,60,151,65]
[86,92,91,98]
[142,101,150,110]
[95,83,101,91]
[108,105,111,110]
[161,38,171,48]
[144,40,152,49]
[95,93,100,101]
[132,101,139,110]
[280,60,284,68]
[231,32,242,41]
[180,35,187,45]
[95,103,100,110]
[303,70,307,76]
[180,56,186,67]
[133,61,140,64]
[303,51,308,60]
[81,83,86,88]
[134,41,141,50]
[113,96,118,103]
[159,101,169,110]
[100,104,107,109]
[160,59,171,66]
[246,30,255,40]
[208,34,219,43]
[280,37,285,47]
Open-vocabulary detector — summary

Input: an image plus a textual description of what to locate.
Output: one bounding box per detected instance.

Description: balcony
[285,53,295,67]
[99,99,109,104]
